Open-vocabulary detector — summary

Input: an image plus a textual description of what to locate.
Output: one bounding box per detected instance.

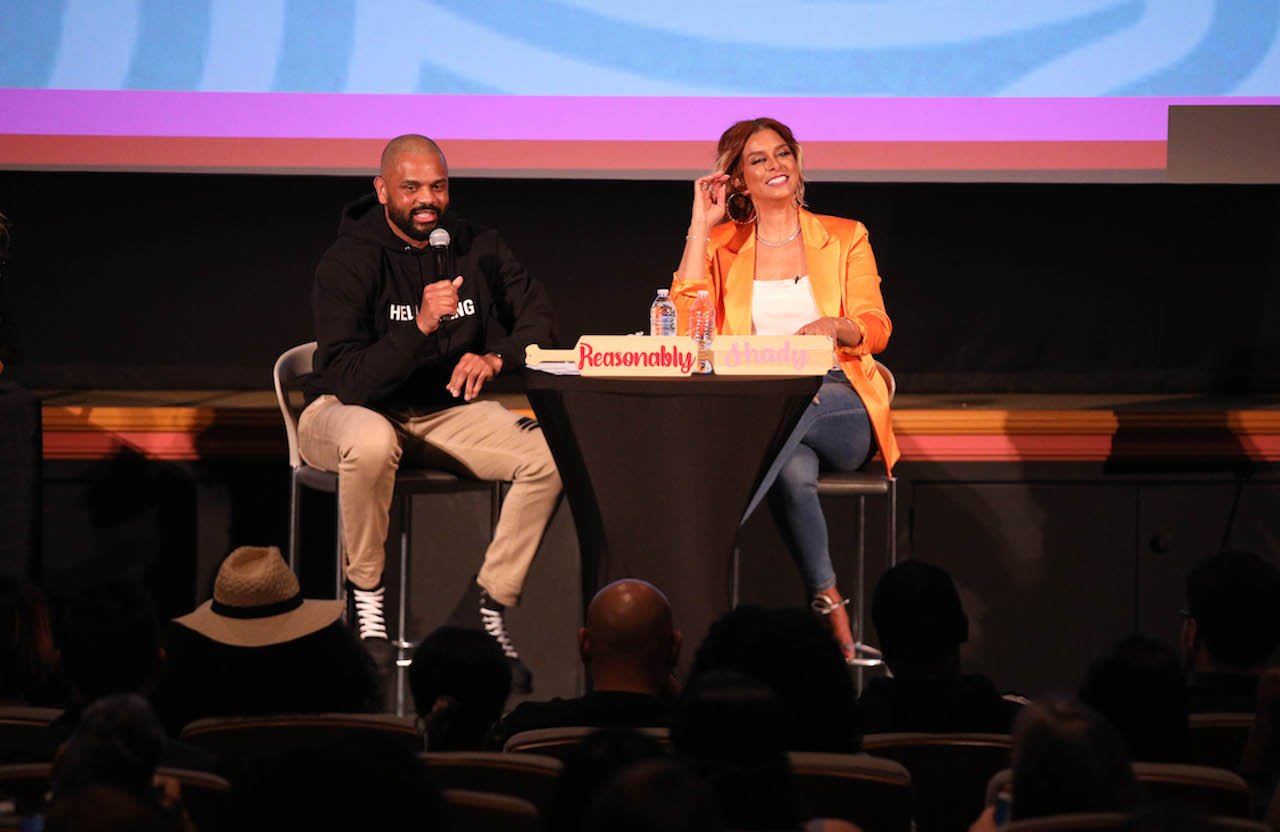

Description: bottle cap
[656,289,669,297]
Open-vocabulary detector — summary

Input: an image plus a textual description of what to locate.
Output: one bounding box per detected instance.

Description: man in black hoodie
[298,134,561,692]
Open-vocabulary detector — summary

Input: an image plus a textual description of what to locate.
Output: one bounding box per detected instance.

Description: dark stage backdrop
[1,172,1278,393]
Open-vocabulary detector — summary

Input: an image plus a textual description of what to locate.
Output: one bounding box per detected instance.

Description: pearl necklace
[755,226,802,247]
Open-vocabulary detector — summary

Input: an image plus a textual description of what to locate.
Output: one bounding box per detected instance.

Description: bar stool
[273,342,501,715]
[731,360,899,689]
[818,360,898,678]
[816,472,897,674]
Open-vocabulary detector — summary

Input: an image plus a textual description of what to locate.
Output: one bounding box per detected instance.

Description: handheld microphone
[428,227,455,322]
[429,227,450,280]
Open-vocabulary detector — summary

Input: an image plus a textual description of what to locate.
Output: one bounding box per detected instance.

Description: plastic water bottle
[689,289,716,373]
[649,289,677,337]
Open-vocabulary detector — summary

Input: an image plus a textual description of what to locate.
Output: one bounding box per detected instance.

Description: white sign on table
[709,335,832,376]
[526,335,833,378]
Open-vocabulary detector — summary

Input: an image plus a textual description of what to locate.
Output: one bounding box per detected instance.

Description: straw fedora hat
[174,545,344,647]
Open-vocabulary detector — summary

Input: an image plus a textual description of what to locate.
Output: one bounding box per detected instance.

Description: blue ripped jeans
[742,369,873,594]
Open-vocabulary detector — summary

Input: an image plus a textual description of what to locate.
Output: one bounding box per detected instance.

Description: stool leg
[288,473,301,573]
[887,477,898,567]
[847,491,885,680]
[334,497,345,604]
[731,546,741,608]
[396,491,412,717]
[489,482,501,538]
[856,495,866,644]
[856,495,867,692]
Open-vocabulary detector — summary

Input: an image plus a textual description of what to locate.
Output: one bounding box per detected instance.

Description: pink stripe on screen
[4,89,1279,143]
[0,135,1167,173]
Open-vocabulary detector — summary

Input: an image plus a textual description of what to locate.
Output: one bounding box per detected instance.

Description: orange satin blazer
[670,209,899,473]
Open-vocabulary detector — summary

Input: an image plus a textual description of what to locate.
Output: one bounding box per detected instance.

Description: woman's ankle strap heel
[811,594,884,668]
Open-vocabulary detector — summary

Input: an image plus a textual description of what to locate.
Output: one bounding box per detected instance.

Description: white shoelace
[480,606,519,659]
[352,586,388,640]
[809,594,851,615]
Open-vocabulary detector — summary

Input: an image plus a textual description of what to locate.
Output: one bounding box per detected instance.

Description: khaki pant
[297,395,561,606]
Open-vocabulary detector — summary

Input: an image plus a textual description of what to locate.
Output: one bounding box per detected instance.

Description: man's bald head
[587,579,673,652]
[580,579,681,691]
[374,134,450,245]
[380,134,447,176]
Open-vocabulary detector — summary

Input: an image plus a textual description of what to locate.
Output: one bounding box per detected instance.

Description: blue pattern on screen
[0,1,66,88]
[431,1,1139,95]
[125,0,212,91]
[1113,0,1279,95]
[1,0,1277,96]
[273,0,357,93]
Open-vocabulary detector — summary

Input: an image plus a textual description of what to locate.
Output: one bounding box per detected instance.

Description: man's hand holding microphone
[416,224,462,336]
[413,225,503,400]
[416,274,463,336]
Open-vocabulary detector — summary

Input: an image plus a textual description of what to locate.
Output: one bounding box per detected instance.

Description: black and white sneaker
[347,581,392,670]
[448,580,533,694]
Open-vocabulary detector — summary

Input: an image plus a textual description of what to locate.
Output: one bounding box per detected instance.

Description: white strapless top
[751,275,820,336]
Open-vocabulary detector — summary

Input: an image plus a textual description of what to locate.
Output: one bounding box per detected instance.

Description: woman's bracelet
[840,316,863,345]
[685,233,709,242]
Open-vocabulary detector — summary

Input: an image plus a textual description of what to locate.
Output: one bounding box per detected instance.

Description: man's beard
[388,203,443,242]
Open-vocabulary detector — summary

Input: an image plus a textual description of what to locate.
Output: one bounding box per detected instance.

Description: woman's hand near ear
[691,171,730,233]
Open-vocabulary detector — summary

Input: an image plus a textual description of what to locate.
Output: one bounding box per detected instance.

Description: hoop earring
[726,191,756,225]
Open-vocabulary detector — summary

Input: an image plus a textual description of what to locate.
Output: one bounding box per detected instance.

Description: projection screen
[2,0,1279,181]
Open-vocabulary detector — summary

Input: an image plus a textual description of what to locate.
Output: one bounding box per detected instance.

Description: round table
[524,371,821,665]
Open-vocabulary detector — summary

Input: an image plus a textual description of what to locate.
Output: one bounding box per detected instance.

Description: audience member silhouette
[51,580,215,772]
[52,693,166,801]
[1127,803,1236,832]
[671,669,804,831]
[688,605,860,752]
[487,578,680,749]
[1182,549,1280,713]
[860,559,1021,734]
[1079,635,1189,762]
[229,731,450,832]
[544,726,668,832]
[409,624,510,750]
[584,758,724,832]
[0,575,56,706]
[1008,697,1138,822]
[153,546,379,735]
[44,785,183,832]
[0,576,61,764]
[1240,667,1280,818]
[58,580,162,711]
[48,694,192,832]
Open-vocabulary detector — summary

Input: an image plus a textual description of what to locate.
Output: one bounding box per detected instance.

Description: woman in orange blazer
[670,117,898,664]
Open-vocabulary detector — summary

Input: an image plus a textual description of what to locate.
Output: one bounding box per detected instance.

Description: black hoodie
[306,194,556,411]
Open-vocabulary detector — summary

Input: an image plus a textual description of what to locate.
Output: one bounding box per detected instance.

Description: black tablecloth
[525,371,821,663]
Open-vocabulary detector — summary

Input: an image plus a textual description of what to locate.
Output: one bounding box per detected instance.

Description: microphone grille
[428,228,451,248]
